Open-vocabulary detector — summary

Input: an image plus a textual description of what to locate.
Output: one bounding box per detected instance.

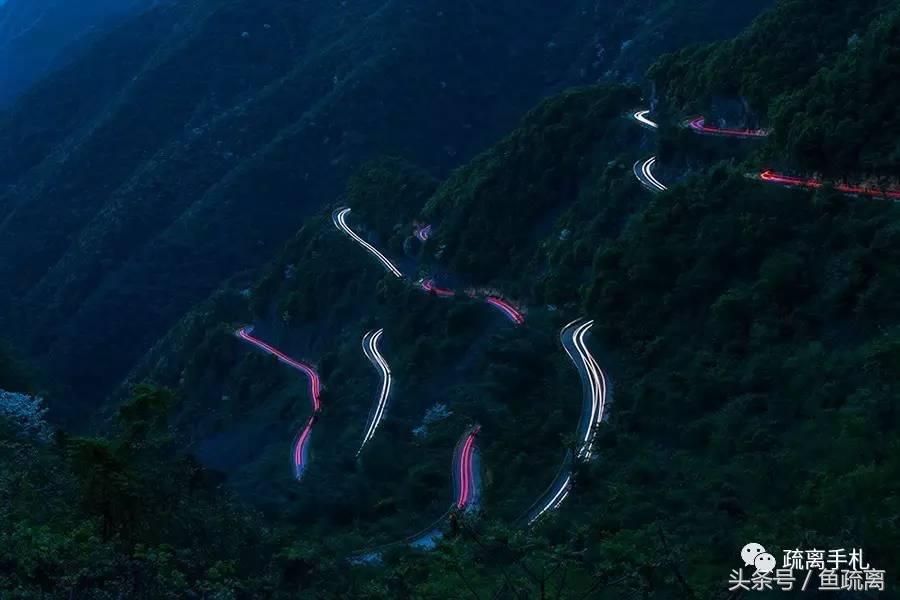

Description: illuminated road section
[293,416,316,479]
[358,329,392,456]
[415,224,433,242]
[633,156,667,193]
[333,207,403,278]
[562,319,607,460]
[527,319,607,525]
[633,109,659,129]
[485,296,525,325]
[528,473,573,525]
[454,425,481,510]
[760,170,900,200]
[236,326,322,479]
[419,278,456,297]
[687,116,768,138]
[237,326,321,411]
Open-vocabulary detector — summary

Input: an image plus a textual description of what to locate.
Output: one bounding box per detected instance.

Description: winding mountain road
[686,116,769,138]
[633,156,667,193]
[632,109,659,129]
[236,326,322,479]
[759,170,900,200]
[524,319,607,525]
[561,319,607,460]
[484,296,525,325]
[358,329,392,456]
[419,278,456,298]
[333,207,404,278]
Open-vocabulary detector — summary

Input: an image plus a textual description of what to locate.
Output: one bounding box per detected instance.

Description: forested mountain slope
[0,0,147,106]
[103,0,900,595]
[650,0,900,179]
[0,0,769,420]
[2,0,900,595]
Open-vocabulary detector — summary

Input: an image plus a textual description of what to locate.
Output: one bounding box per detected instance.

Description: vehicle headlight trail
[358,329,392,456]
[633,109,659,129]
[236,326,322,479]
[293,415,316,479]
[633,156,667,193]
[332,207,403,278]
[350,424,483,561]
[561,319,606,460]
[525,319,608,525]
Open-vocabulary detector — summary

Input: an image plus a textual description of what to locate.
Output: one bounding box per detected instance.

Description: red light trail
[687,116,769,138]
[236,326,322,480]
[455,425,481,510]
[237,327,321,411]
[760,170,900,200]
[485,296,525,325]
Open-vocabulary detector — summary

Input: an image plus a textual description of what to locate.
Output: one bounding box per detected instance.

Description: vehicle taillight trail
[237,326,321,411]
[524,319,608,526]
[759,170,900,200]
[454,425,481,511]
[236,326,322,479]
[687,116,769,138]
[561,319,606,459]
[485,296,525,325]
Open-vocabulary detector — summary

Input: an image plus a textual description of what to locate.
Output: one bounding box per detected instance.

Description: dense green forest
[3,0,900,597]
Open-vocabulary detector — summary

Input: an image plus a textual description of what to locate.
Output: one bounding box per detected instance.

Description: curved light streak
[332,207,403,278]
[634,156,667,193]
[455,425,481,510]
[237,326,321,411]
[358,329,392,455]
[633,109,659,129]
[760,170,900,200]
[529,474,573,525]
[293,415,316,479]
[561,320,606,460]
[574,320,607,459]
[485,296,525,325]
[687,116,768,138]
[236,326,322,481]
[420,278,456,297]
[415,224,433,242]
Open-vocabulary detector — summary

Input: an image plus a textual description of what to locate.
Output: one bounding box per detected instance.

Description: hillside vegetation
[0,0,768,421]
[6,0,900,597]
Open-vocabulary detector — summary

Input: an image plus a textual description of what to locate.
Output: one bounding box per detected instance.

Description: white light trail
[529,474,572,525]
[333,207,403,278]
[571,320,606,459]
[635,156,667,193]
[358,329,392,454]
[633,109,658,129]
